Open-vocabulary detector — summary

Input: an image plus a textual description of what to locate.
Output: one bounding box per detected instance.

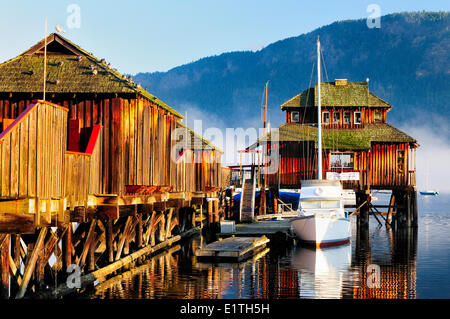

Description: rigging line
[320,45,337,159]
[302,59,316,180]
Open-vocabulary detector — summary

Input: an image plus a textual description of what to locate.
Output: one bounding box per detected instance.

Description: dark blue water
[88,194,450,299]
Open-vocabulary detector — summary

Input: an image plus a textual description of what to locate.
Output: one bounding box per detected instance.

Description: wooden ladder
[239,175,256,222]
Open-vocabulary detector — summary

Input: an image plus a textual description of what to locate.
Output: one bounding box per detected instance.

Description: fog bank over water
[399,121,450,194]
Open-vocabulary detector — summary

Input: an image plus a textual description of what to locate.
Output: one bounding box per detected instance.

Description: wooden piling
[16,227,47,299]
[356,190,370,230]
[0,235,9,298]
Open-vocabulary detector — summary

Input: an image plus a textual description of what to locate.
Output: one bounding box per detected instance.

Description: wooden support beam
[191,197,204,206]
[167,198,183,208]
[77,220,97,269]
[115,216,133,261]
[165,208,174,239]
[144,211,156,246]
[97,205,119,220]
[105,220,114,263]
[136,212,143,248]
[62,222,73,272]
[71,206,86,223]
[0,235,9,298]
[16,227,48,299]
[0,212,35,234]
[158,213,166,243]
[153,201,166,211]
[46,227,200,298]
[8,253,22,287]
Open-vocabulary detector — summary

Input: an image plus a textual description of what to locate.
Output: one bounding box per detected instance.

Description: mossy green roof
[0,33,182,118]
[250,122,416,150]
[281,81,392,109]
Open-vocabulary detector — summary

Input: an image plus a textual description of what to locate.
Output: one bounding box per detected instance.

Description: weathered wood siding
[267,141,411,190]
[0,95,224,199]
[0,101,68,199]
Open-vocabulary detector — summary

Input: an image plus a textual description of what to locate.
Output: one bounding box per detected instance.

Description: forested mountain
[134,12,449,132]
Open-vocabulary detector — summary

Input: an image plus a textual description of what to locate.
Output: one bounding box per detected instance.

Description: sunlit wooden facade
[252,80,418,191]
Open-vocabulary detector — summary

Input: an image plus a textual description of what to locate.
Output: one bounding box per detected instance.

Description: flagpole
[43,17,47,101]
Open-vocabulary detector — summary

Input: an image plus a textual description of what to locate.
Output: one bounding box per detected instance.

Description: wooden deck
[195,236,269,262]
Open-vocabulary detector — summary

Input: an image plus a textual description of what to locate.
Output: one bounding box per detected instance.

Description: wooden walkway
[195,236,269,262]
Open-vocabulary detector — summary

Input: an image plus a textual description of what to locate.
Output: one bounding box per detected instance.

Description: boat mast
[317,36,322,180]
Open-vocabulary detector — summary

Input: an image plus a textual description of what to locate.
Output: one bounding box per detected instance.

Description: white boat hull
[291,215,351,248]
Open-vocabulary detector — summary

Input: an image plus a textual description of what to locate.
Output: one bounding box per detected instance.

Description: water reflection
[351,225,418,299]
[88,220,419,299]
[291,244,351,299]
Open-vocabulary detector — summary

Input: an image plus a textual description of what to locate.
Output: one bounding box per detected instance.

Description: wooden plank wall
[369,143,409,188]
[0,101,68,199]
[1,95,225,198]
[266,141,411,190]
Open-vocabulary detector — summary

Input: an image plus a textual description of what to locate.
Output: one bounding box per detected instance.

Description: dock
[195,236,270,262]
[218,218,293,237]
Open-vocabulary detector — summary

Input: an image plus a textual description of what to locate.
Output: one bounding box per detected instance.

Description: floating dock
[218,219,293,237]
[195,236,270,262]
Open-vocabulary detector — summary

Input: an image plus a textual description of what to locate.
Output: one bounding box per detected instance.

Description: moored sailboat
[290,37,351,248]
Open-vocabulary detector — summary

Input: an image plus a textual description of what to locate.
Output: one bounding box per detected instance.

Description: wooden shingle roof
[249,122,416,150]
[281,81,392,109]
[0,33,183,118]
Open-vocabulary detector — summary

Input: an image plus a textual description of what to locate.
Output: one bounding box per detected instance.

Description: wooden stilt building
[250,79,418,227]
[0,33,226,298]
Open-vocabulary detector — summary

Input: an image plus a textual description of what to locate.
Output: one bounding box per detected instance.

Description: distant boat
[420,160,439,196]
[420,190,439,196]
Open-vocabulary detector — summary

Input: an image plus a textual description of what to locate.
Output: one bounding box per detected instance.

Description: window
[396,150,405,174]
[344,112,351,124]
[330,152,354,169]
[291,111,299,123]
[301,200,340,209]
[374,111,381,123]
[354,112,362,125]
[333,112,341,124]
[322,112,330,124]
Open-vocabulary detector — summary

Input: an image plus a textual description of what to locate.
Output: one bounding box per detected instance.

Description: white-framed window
[322,111,330,124]
[354,111,362,125]
[374,111,381,123]
[330,152,354,169]
[344,111,351,124]
[333,111,341,124]
[291,111,299,123]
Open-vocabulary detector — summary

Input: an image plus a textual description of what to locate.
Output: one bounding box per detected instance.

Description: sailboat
[420,160,439,196]
[290,37,351,248]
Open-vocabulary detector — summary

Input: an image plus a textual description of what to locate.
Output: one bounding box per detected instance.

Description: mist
[399,121,450,194]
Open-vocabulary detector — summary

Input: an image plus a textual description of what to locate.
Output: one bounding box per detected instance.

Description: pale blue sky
[0,0,448,74]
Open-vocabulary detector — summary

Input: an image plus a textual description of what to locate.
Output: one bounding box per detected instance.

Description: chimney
[334,79,347,86]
